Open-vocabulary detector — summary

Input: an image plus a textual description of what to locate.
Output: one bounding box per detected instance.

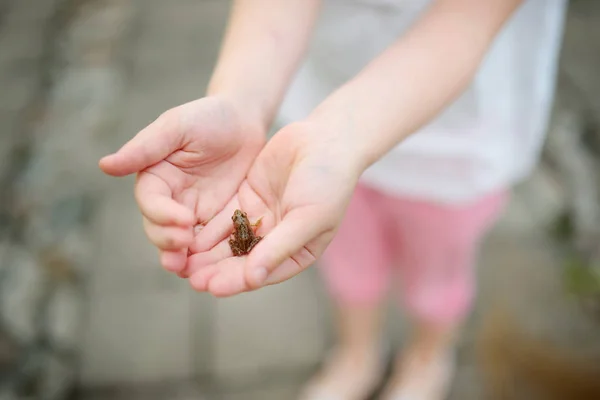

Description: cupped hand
[184,121,364,297]
[99,96,265,273]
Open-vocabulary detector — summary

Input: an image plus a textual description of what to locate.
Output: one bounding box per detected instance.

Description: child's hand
[184,121,363,297]
[99,96,265,273]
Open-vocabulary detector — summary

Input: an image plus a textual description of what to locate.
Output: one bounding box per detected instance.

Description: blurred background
[1,0,600,399]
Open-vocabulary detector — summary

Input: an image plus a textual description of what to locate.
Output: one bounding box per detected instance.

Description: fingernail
[252,268,268,287]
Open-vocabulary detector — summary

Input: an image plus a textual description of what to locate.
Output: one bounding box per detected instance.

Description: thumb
[99,111,183,176]
[244,207,331,288]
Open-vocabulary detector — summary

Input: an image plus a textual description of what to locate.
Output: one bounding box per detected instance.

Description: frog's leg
[230,244,244,257]
[229,237,243,257]
[251,216,263,230]
[247,235,263,252]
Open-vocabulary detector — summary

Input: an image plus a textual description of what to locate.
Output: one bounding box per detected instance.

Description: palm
[186,123,359,297]
[145,100,263,224]
[100,97,265,272]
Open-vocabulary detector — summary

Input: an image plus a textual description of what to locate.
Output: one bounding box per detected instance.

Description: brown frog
[229,209,262,256]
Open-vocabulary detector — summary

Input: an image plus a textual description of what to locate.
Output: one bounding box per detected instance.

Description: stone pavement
[1,0,599,399]
[0,0,132,397]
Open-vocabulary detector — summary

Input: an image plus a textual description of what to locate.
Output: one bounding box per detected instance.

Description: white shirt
[277,0,568,204]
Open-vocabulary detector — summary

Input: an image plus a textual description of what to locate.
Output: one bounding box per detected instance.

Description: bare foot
[380,348,455,400]
[298,346,385,400]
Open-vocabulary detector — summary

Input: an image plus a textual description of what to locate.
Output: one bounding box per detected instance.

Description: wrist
[207,88,270,140]
[296,114,371,181]
[304,101,380,175]
[207,89,268,132]
[206,81,272,134]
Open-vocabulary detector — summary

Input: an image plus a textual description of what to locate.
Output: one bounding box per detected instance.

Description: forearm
[307,0,523,172]
[207,0,321,129]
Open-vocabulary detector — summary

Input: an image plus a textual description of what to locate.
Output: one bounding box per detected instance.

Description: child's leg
[299,184,394,400]
[381,190,508,400]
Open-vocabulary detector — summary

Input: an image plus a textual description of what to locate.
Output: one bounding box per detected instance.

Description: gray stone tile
[78,380,211,400]
[129,0,228,84]
[190,293,218,376]
[494,166,565,235]
[85,180,216,378]
[0,246,45,343]
[80,290,196,385]
[212,268,328,382]
[0,72,39,112]
[447,363,484,400]
[220,383,301,400]
[4,0,59,24]
[89,180,186,295]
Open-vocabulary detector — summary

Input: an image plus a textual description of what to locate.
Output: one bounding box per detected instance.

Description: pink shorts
[320,183,508,325]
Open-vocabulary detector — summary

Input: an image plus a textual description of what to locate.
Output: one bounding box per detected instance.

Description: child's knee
[397,243,477,325]
[400,273,476,325]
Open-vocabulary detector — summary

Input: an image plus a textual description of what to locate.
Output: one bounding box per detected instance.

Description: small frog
[229,209,263,256]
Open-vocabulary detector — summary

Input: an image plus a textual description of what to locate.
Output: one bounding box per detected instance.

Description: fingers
[244,207,329,289]
[263,246,319,285]
[160,249,188,273]
[186,240,233,277]
[143,217,194,251]
[135,170,195,274]
[205,259,248,297]
[189,200,240,253]
[187,242,240,293]
[188,255,248,297]
[99,110,183,177]
[188,245,320,296]
[135,172,195,226]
